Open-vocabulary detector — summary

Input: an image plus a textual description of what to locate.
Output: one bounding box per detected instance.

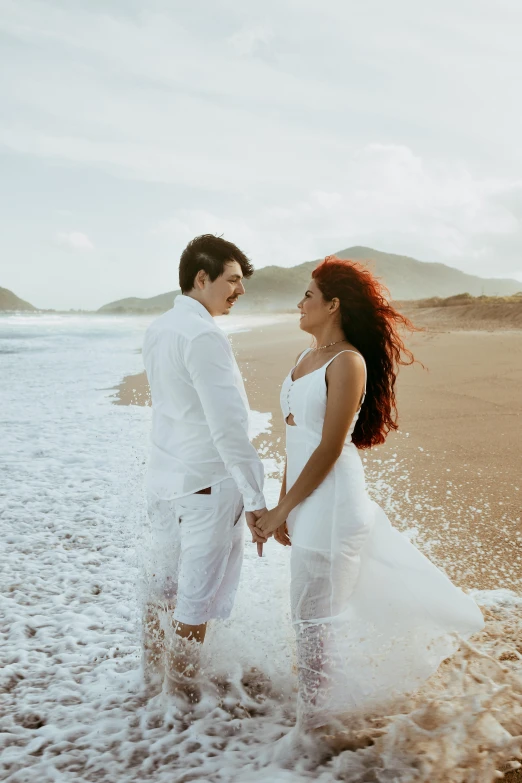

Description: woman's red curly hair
[312,256,415,449]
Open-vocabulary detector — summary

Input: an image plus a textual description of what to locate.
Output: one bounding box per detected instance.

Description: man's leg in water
[143,496,180,684]
[164,621,207,700]
[143,602,166,680]
[164,480,244,700]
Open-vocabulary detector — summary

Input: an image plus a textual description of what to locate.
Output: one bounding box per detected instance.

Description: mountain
[97,246,522,314]
[0,287,36,311]
[97,291,178,314]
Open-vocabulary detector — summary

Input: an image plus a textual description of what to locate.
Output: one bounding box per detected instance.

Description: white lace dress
[280,349,484,726]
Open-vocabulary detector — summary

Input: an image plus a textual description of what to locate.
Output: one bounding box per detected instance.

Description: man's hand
[246,508,268,557]
[274,521,291,547]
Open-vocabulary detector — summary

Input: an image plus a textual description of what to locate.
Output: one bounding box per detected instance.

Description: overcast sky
[1,0,522,310]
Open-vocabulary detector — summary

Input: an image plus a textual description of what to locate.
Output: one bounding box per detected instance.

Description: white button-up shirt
[143,294,266,511]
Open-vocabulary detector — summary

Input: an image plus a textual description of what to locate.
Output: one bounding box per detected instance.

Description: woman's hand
[274,521,291,547]
[256,505,287,537]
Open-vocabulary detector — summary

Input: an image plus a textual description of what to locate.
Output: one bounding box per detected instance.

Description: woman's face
[297,279,332,333]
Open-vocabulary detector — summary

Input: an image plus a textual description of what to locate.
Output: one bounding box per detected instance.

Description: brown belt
[195,487,212,495]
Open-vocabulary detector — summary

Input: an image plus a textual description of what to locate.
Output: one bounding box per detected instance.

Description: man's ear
[195,269,208,290]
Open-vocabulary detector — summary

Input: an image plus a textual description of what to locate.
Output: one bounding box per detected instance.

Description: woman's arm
[273,459,291,545]
[257,352,365,536]
[278,458,287,502]
[272,350,302,545]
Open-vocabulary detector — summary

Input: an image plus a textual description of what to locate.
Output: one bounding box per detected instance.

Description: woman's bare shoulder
[326,349,365,380]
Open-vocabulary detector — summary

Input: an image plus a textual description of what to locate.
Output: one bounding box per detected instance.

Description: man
[142,234,267,700]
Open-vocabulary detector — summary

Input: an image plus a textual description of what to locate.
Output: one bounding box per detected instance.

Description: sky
[1,0,522,310]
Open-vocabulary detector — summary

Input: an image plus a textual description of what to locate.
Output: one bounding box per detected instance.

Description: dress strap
[295,347,313,366]
[323,350,367,407]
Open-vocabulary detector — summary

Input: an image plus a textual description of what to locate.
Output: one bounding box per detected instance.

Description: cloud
[227,25,274,57]
[153,144,522,277]
[55,232,94,252]
[1,0,522,308]
[1,0,519,193]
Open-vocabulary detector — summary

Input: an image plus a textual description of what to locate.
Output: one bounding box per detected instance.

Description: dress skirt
[285,424,485,726]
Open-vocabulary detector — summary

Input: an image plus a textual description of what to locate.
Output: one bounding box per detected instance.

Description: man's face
[198,260,246,316]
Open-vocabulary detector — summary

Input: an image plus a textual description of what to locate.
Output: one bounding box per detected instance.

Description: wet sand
[115,320,522,593]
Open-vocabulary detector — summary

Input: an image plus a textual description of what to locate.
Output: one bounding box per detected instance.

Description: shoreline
[3,298,522,332]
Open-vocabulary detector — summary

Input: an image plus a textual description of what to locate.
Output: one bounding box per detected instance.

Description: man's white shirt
[143,294,266,511]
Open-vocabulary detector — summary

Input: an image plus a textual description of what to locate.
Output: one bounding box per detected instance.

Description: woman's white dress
[280,349,484,726]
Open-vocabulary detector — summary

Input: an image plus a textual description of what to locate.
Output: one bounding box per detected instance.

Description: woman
[256,256,484,728]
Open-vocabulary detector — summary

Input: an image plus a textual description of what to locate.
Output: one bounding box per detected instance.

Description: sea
[1,312,522,783]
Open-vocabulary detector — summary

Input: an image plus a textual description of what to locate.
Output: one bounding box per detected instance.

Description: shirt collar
[174,294,215,324]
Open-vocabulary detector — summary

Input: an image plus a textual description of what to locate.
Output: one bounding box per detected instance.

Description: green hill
[97,246,522,314]
[0,287,36,311]
[97,291,177,314]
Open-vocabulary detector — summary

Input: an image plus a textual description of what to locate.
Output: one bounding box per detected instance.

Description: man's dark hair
[179,234,254,293]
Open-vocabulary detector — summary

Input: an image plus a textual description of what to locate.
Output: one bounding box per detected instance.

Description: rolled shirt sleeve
[185,329,266,512]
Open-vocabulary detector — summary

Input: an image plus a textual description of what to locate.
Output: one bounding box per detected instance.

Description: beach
[3,311,522,782]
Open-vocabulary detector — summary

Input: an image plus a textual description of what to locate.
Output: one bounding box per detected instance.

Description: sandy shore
[114,318,522,593]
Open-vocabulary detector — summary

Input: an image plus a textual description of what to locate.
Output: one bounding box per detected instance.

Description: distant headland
[2,246,521,315]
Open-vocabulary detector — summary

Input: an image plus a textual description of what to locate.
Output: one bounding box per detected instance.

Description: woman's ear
[329,297,340,314]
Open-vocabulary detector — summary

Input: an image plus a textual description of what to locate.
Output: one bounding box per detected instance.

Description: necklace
[314,339,345,351]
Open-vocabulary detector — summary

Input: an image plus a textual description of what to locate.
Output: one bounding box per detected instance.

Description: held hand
[246,509,268,557]
[274,521,291,547]
[256,505,287,537]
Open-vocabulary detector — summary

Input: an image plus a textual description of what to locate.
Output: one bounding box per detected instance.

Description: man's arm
[185,329,266,512]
